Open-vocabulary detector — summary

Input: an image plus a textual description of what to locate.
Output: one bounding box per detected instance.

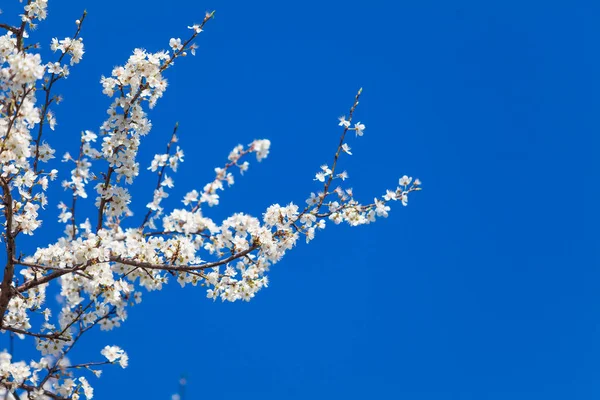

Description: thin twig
[140,123,179,229]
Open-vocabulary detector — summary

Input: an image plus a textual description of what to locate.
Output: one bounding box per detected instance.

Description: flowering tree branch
[0,1,420,398]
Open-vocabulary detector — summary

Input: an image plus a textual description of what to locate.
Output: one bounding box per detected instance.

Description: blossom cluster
[0,2,419,399]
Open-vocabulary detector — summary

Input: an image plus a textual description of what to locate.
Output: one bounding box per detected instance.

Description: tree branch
[109,245,259,272]
[1,325,69,341]
[0,24,18,35]
[0,178,16,328]
[140,123,179,229]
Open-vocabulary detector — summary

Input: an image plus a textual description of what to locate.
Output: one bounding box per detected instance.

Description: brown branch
[0,178,16,328]
[15,0,31,51]
[16,260,94,293]
[56,300,94,338]
[13,260,71,272]
[109,245,258,272]
[318,88,362,210]
[65,138,87,240]
[0,24,18,35]
[144,230,211,238]
[159,11,215,73]
[95,167,114,232]
[1,325,69,341]
[17,384,68,400]
[295,89,363,222]
[65,360,111,370]
[16,243,259,294]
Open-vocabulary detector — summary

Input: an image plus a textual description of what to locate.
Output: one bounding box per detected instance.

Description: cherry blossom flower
[338,116,350,127]
[354,122,365,136]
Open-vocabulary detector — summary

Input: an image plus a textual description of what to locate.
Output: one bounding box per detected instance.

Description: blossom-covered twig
[0,2,420,398]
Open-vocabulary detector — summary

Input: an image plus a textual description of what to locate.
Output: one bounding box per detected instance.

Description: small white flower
[354,122,365,136]
[338,116,350,128]
[169,38,183,51]
[399,175,412,187]
[188,24,203,33]
[101,345,128,368]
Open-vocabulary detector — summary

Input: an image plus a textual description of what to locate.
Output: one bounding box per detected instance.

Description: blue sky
[2,0,600,398]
